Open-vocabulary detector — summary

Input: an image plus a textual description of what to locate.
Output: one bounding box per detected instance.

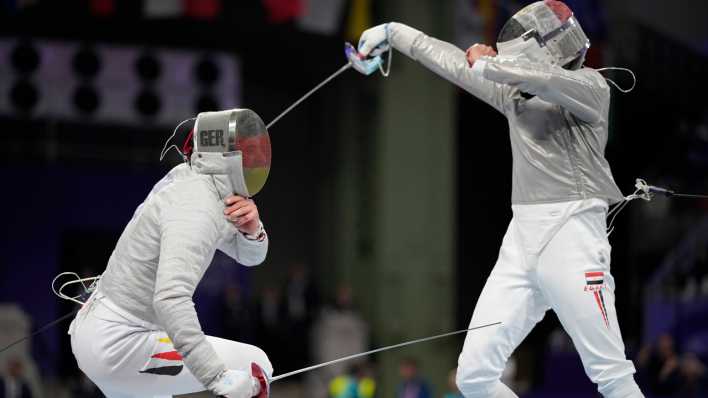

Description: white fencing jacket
[98,157,268,390]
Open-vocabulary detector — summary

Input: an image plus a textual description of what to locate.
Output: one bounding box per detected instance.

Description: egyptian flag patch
[139,338,185,376]
[585,271,609,328]
[139,350,184,376]
[585,271,604,285]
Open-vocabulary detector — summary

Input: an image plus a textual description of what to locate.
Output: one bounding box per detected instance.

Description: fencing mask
[496,0,589,69]
[191,109,271,197]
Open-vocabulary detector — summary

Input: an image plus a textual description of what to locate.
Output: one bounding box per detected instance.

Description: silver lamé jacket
[388,23,624,205]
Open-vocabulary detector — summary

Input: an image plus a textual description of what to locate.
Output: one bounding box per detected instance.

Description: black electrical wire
[672,193,708,199]
[0,309,78,355]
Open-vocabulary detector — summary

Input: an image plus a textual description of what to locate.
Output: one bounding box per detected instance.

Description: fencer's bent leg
[537,208,643,398]
[71,297,273,397]
[456,221,548,398]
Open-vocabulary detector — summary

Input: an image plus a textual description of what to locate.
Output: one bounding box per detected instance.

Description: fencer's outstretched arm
[473,56,610,124]
[218,222,268,266]
[382,23,510,113]
[153,199,228,392]
[360,23,610,124]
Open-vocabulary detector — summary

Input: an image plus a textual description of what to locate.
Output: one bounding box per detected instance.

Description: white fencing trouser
[69,291,273,398]
[456,199,643,398]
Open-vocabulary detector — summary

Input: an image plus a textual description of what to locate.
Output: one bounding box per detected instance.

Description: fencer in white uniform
[69,109,273,398]
[357,1,644,397]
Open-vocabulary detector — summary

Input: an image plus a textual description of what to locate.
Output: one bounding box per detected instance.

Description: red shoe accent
[251,362,270,398]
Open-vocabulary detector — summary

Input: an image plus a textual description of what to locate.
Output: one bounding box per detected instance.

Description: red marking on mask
[545,0,573,23]
[236,134,272,168]
[182,129,194,158]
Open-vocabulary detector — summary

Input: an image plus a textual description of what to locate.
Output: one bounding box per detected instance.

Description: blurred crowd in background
[0,0,707,397]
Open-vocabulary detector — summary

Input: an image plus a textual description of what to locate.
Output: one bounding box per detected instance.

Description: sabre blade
[673,193,708,199]
[270,321,501,382]
[266,63,352,130]
[0,310,79,354]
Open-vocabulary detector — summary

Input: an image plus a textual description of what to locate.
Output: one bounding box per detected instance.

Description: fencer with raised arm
[357,1,643,397]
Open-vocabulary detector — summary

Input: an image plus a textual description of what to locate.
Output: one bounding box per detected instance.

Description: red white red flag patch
[584,271,610,328]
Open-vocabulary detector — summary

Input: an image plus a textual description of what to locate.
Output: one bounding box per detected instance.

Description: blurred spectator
[638,333,681,395]
[396,357,431,398]
[679,352,707,397]
[67,373,102,398]
[0,306,42,398]
[281,263,320,374]
[329,374,358,398]
[312,285,368,372]
[255,284,285,372]
[307,285,369,397]
[285,263,320,324]
[221,283,256,343]
[0,358,33,398]
[328,363,376,398]
[257,285,282,334]
[548,327,574,353]
[442,368,463,398]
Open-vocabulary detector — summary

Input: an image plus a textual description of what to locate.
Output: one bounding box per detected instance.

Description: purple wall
[1,164,162,373]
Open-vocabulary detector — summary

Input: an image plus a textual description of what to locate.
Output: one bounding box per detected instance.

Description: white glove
[211,369,261,398]
[358,23,390,57]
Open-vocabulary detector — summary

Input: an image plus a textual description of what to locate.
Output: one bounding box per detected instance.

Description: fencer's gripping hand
[466,44,497,67]
[212,369,261,398]
[224,195,261,236]
[358,23,390,57]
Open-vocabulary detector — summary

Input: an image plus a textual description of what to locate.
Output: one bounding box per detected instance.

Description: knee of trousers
[597,374,643,398]
[456,346,507,396]
[587,359,639,396]
[456,326,517,397]
[455,370,501,398]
